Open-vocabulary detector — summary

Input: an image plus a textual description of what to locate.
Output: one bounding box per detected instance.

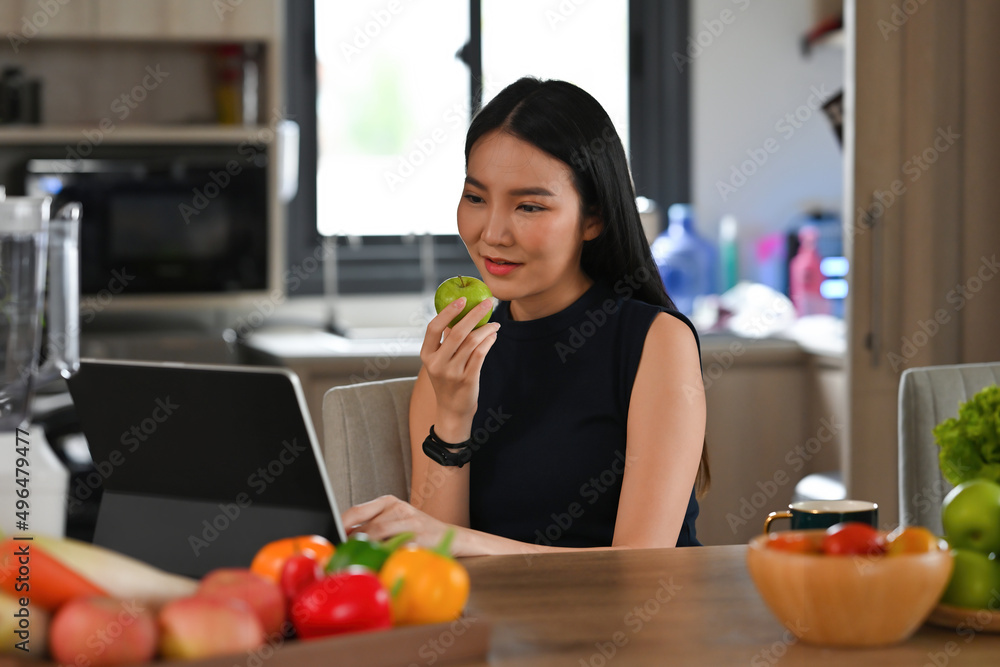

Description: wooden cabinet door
[845,0,1000,527]
[96,0,279,40]
[0,0,97,41]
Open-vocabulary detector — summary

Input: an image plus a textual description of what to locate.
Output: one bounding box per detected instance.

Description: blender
[0,196,80,538]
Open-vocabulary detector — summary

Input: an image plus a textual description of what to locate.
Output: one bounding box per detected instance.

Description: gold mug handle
[763,511,792,533]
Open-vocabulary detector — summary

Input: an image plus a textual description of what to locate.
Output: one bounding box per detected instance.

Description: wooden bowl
[746,530,954,647]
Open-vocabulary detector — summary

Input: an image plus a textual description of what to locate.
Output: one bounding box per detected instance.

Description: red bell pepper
[289,566,392,639]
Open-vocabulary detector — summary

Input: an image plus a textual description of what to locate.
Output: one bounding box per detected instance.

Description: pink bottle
[789,225,830,316]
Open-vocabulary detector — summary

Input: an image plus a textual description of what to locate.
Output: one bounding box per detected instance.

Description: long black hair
[464,77,710,498]
[465,77,673,310]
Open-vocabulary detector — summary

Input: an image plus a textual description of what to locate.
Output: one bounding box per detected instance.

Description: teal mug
[763,499,879,533]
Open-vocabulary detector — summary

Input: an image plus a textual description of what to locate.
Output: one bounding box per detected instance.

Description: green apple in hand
[940,549,1000,609]
[434,276,493,328]
[942,479,1000,555]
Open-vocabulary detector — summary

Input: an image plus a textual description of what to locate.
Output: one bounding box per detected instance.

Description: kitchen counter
[243,327,842,366]
[242,326,847,546]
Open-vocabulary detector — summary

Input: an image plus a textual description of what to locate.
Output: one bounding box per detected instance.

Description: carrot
[0,537,106,611]
[31,534,196,605]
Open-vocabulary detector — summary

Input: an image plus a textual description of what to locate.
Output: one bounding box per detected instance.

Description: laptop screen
[67,359,346,577]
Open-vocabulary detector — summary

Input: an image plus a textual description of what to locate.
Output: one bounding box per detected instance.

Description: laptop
[66,359,347,578]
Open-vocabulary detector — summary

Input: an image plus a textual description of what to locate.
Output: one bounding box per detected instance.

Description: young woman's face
[458,129,602,320]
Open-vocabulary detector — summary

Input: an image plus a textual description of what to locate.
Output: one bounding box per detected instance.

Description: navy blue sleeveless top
[468,281,701,548]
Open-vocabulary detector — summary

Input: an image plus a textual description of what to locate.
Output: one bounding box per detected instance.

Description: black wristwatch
[422,426,474,467]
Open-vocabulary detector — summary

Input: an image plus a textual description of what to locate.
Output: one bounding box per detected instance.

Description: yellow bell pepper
[378,529,469,625]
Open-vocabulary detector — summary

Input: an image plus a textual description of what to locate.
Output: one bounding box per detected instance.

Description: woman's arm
[342,494,626,557]
[405,296,498,527]
[611,312,705,548]
[408,368,470,527]
[344,311,705,556]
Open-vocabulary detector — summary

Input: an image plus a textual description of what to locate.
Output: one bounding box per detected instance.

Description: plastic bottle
[788,224,830,317]
[650,204,717,316]
[215,45,243,125]
[242,44,260,126]
[719,215,739,293]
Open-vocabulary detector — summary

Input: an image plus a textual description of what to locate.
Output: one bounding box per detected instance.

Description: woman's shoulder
[614,292,700,354]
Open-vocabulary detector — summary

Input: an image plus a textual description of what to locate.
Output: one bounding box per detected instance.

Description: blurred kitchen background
[0,0,997,546]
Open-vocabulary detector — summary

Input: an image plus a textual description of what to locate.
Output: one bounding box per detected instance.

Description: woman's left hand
[341,495,455,551]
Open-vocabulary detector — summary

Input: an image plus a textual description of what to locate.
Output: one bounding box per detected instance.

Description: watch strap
[429,425,473,449]
[422,425,474,467]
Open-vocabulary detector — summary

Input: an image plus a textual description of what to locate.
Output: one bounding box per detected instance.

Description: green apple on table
[434,276,493,328]
[940,549,1000,610]
[942,479,1000,554]
[939,479,1000,609]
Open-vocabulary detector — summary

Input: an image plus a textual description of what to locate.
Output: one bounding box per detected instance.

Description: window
[287,1,689,296]
[315,0,470,237]
[480,0,629,150]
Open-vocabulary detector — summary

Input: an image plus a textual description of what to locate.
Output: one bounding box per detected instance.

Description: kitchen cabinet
[0,1,288,310]
[698,337,845,546]
[95,0,278,41]
[0,0,98,40]
[0,1,282,128]
[844,0,1000,527]
[0,0,277,42]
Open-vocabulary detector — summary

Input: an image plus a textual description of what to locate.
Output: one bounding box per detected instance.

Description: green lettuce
[934,384,1000,485]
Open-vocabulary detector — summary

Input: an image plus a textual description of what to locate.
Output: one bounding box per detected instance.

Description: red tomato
[821,522,886,556]
[280,554,323,605]
[766,532,819,554]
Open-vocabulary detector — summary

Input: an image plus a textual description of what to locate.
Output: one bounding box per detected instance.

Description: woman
[342,77,708,555]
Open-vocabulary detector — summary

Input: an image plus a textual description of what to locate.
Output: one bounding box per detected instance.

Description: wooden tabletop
[448,544,1000,666]
[5,545,994,667]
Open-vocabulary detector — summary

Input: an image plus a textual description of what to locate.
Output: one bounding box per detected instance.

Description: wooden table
[446,545,1000,666]
[6,545,994,667]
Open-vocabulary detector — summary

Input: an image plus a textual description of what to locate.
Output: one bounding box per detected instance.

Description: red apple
[158,596,263,660]
[197,567,285,636]
[49,596,156,666]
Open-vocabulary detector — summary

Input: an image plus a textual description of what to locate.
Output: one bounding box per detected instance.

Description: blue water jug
[650,204,716,316]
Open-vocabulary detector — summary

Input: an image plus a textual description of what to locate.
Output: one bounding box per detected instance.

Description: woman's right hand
[419,297,499,441]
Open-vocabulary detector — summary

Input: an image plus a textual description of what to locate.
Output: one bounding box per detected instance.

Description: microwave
[25,153,269,296]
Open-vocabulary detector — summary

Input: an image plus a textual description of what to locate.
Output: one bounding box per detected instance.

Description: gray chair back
[898,362,1000,534]
[322,377,416,512]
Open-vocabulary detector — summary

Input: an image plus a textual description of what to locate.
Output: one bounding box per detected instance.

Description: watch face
[423,440,448,466]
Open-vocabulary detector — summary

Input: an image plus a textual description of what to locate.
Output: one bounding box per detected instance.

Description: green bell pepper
[326,532,414,573]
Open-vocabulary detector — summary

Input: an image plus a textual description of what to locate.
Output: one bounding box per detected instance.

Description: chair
[322,377,416,512]
[898,362,1000,534]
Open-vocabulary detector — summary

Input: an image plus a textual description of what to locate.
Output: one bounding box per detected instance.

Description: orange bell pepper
[250,535,335,584]
[377,530,469,625]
